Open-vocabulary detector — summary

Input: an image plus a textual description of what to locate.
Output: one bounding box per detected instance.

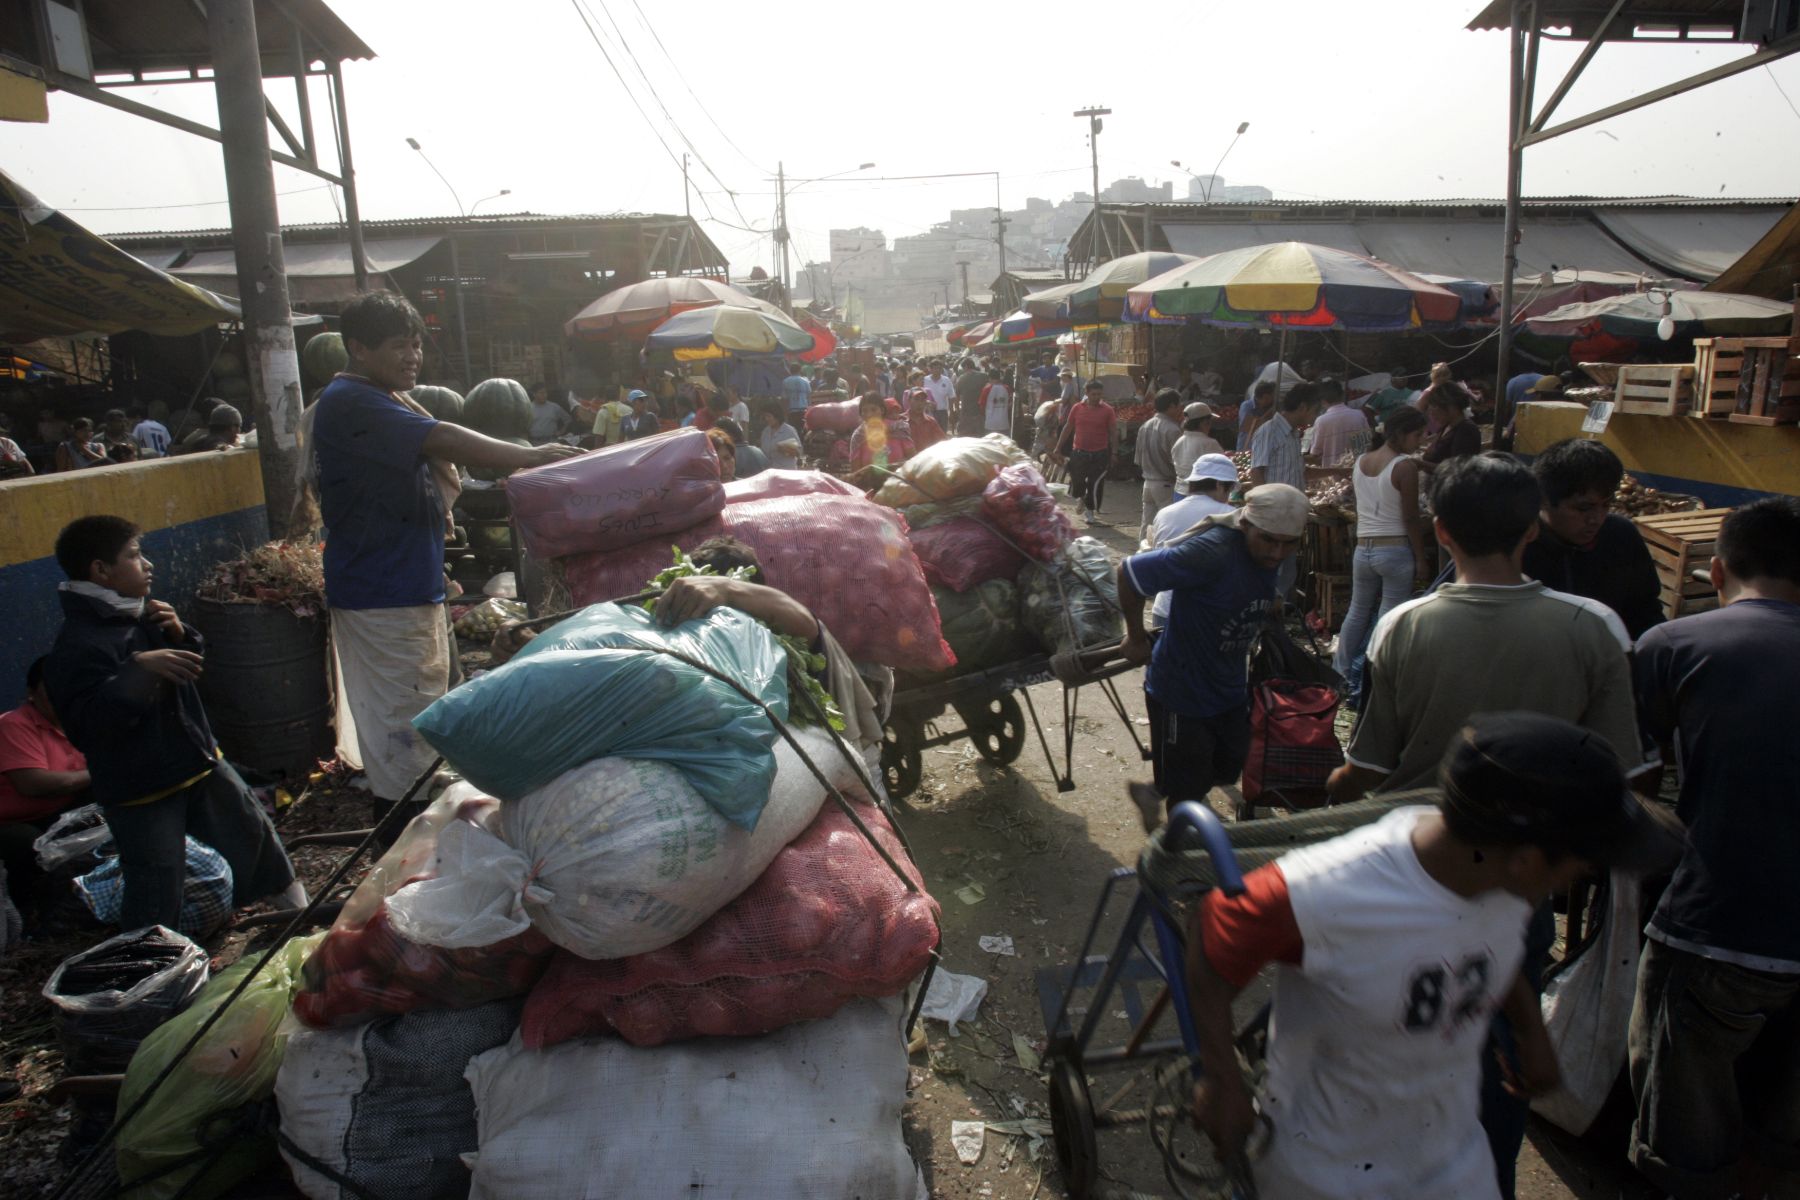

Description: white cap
[1185,453,1239,485]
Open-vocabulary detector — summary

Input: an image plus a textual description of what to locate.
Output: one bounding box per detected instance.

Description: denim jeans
[1332,543,1415,676]
[1629,938,1800,1198]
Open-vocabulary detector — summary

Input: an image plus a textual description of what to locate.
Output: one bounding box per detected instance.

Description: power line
[627,0,772,176]
[566,0,682,173]
[586,0,756,232]
[1768,65,1800,125]
[58,185,336,212]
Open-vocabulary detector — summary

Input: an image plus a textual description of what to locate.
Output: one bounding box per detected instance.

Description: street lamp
[1172,121,1250,203]
[471,189,512,214]
[406,136,472,387]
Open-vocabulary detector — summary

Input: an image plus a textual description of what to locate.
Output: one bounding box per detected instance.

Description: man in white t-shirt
[981,376,1012,434]
[920,363,954,421]
[1142,453,1238,628]
[1184,712,1682,1200]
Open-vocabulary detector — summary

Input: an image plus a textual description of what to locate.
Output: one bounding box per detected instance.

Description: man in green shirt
[1362,366,1416,424]
[1329,452,1651,799]
[1325,450,1654,1200]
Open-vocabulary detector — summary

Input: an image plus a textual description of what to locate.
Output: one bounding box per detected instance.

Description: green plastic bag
[413,603,789,829]
[925,580,1032,678]
[116,932,323,1200]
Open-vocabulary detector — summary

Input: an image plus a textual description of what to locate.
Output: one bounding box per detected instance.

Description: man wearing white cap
[1142,453,1241,630]
[1172,402,1224,483]
[1118,484,1307,816]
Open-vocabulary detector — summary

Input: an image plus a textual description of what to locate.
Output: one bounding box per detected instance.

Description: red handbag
[1243,678,1342,812]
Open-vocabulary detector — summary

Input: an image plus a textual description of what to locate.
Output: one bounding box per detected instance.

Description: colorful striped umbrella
[1068,251,1200,310]
[645,304,816,361]
[996,309,1068,344]
[1523,290,1791,339]
[1124,242,1463,332]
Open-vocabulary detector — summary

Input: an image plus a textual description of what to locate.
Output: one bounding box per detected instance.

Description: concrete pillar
[208,0,304,537]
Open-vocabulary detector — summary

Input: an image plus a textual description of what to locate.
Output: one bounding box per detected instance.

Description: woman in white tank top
[1333,407,1431,683]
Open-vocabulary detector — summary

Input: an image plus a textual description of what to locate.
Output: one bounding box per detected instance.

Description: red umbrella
[795,311,838,362]
[564,277,784,341]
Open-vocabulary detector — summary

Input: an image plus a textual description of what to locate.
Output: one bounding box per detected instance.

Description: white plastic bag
[464,998,924,1200]
[498,728,849,961]
[35,803,115,872]
[385,820,540,950]
[1532,871,1641,1136]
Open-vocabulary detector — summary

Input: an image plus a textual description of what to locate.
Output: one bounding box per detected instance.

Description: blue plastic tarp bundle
[412,603,789,829]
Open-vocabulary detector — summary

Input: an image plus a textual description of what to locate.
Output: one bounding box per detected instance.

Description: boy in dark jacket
[44,516,299,931]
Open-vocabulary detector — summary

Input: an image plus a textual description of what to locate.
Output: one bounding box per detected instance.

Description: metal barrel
[192,598,333,781]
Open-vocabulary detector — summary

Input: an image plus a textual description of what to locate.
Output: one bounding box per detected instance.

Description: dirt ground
[0,480,1660,1199]
[892,480,1658,1200]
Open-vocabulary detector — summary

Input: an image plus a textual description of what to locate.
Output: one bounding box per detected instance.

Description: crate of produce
[1614,364,1694,417]
[1634,508,1729,619]
[1693,337,1800,424]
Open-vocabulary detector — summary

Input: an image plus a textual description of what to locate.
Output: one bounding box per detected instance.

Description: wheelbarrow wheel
[957,693,1027,766]
[1048,1057,1099,1199]
[881,718,924,800]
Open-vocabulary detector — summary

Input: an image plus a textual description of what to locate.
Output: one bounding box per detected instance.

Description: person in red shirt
[906,390,945,452]
[0,657,91,921]
[1053,380,1118,524]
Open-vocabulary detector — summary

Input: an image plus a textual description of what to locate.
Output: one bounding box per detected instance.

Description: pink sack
[724,469,863,504]
[982,462,1077,562]
[505,427,724,559]
[909,517,1027,593]
[802,399,862,434]
[520,798,938,1048]
[562,492,955,672]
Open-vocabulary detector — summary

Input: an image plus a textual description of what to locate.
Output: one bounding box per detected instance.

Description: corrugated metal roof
[1467,0,1749,35]
[106,212,691,243]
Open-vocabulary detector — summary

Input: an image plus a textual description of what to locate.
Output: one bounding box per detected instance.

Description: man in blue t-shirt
[782,364,812,416]
[1628,496,1800,1199]
[1117,484,1307,818]
[312,293,576,828]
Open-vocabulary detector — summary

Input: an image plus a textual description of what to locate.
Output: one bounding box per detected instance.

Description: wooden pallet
[1693,336,1800,424]
[1634,508,1729,618]
[1615,364,1693,417]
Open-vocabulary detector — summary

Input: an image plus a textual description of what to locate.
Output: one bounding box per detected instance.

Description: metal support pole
[994,172,1008,280]
[1493,0,1534,446]
[775,161,791,311]
[1075,106,1110,263]
[207,0,303,539]
[450,235,472,389]
[328,60,368,292]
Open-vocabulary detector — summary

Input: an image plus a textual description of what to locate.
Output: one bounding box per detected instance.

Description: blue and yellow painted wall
[0,449,268,709]
[1516,402,1800,508]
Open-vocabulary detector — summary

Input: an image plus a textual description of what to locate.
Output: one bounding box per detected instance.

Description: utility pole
[208,1,303,538]
[956,260,971,303]
[993,209,1010,280]
[775,161,791,312]
[1074,105,1111,264]
[682,152,691,221]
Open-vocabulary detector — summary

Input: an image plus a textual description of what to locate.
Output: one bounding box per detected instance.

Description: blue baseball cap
[627,389,649,402]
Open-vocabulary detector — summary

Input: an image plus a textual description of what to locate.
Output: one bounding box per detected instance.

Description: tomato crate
[1693,336,1800,424]
[1634,508,1729,618]
[1614,364,1693,417]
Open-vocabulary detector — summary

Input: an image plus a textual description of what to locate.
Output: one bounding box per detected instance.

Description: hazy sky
[4,0,1797,276]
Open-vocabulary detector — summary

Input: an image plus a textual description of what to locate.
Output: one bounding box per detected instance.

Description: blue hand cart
[1037,795,1414,1199]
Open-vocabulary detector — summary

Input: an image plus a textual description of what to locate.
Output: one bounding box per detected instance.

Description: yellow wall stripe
[0,448,266,567]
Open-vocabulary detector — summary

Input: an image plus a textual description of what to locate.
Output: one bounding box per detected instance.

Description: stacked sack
[866,440,1122,678]
[267,582,937,1196]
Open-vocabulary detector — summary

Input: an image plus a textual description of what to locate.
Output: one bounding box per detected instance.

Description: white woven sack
[464,997,924,1200]
[500,727,848,960]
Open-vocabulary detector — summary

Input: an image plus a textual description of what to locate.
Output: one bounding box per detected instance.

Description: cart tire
[1048,1057,1099,1199]
[881,719,924,800]
[957,694,1027,766]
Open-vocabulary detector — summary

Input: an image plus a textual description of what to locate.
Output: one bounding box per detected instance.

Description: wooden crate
[1634,508,1729,618]
[1693,336,1800,424]
[1302,512,1354,579]
[1313,572,1354,632]
[1614,363,1693,417]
